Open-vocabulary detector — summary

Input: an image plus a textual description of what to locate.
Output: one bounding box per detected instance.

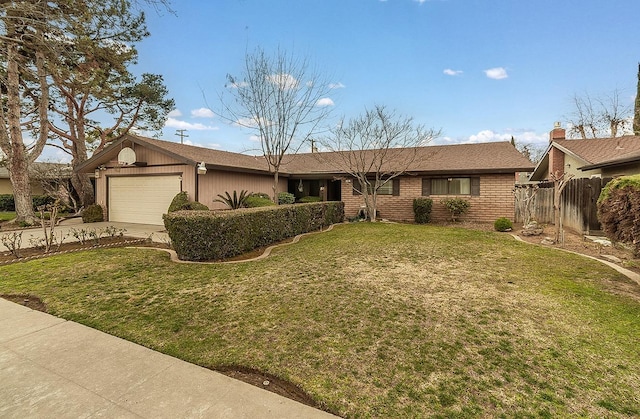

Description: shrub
[0,194,15,211]
[82,204,104,223]
[32,195,56,209]
[183,201,210,210]
[494,217,513,232]
[441,198,471,222]
[245,195,275,208]
[215,190,249,209]
[298,196,322,203]
[164,201,345,261]
[413,198,433,224]
[168,191,209,212]
[0,195,57,211]
[277,192,295,205]
[597,175,640,255]
[168,191,190,213]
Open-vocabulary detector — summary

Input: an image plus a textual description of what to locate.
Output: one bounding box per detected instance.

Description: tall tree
[46,1,173,208]
[319,105,439,222]
[634,63,640,136]
[0,1,57,223]
[222,47,333,202]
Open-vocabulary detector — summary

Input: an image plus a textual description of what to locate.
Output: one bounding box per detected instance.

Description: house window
[352,178,400,196]
[422,177,480,196]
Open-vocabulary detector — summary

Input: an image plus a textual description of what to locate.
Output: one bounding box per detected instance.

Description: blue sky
[75,0,640,157]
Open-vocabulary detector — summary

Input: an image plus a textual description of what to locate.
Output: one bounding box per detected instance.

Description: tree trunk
[71,172,95,208]
[8,144,36,224]
[4,37,36,224]
[273,170,280,203]
[70,138,95,207]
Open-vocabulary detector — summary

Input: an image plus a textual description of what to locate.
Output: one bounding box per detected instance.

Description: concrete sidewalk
[0,219,170,252]
[0,299,338,418]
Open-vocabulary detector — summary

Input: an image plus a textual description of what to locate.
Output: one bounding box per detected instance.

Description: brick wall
[341,174,517,223]
[548,146,565,179]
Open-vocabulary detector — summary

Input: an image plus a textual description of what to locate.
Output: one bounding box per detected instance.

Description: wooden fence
[515,177,612,234]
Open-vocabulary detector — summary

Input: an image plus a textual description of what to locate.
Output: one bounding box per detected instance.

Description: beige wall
[0,178,46,196]
[93,147,286,216]
[198,170,286,209]
[341,174,516,223]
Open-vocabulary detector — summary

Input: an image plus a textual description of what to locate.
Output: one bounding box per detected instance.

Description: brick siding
[341,174,516,223]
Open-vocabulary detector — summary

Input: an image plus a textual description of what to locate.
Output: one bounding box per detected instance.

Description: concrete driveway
[0,218,170,252]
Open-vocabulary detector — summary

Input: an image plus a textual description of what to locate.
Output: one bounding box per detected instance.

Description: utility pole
[175,129,188,144]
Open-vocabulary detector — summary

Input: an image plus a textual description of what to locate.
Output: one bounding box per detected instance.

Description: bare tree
[320,105,439,222]
[30,162,78,212]
[566,90,632,139]
[222,47,333,202]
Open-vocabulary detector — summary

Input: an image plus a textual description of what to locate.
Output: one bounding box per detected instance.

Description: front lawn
[0,211,16,222]
[1,223,638,417]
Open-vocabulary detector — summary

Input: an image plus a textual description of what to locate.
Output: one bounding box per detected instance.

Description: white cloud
[329,82,346,89]
[435,129,547,146]
[267,73,299,89]
[167,109,182,117]
[316,98,335,107]
[164,117,219,131]
[484,67,508,80]
[191,108,215,118]
[249,135,261,142]
[443,69,463,76]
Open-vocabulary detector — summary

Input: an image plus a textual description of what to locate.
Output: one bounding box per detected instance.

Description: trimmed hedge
[164,201,345,261]
[168,191,210,212]
[597,175,640,255]
[0,194,57,211]
[413,198,433,224]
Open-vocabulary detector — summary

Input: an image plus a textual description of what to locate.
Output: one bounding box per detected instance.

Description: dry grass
[1,222,639,418]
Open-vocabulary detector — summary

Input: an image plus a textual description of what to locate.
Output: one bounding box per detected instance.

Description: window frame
[422,177,480,196]
[352,178,400,196]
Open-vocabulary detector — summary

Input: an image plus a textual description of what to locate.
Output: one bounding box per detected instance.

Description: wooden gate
[515,177,612,234]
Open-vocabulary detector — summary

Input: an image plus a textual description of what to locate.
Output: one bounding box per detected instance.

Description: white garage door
[109,176,181,225]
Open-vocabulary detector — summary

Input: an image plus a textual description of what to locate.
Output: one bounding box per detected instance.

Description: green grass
[0,211,16,221]
[1,223,639,418]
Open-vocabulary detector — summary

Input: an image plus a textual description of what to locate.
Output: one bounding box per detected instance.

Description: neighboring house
[530,125,640,181]
[0,162,72,196]
[77,134,534,225]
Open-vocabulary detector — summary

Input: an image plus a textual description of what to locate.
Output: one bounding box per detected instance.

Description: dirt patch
[216,366,323,410]
[1,293,47,312]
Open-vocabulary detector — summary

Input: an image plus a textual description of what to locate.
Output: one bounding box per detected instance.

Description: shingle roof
[554,136,640,166]
[282,141,534,175]
[77,135,534,175]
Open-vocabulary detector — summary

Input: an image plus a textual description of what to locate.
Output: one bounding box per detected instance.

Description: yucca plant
[214,190,250,209]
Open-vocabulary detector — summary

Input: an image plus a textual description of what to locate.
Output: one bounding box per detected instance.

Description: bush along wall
[164,201,345,261]
[0,194,57,212]
[597,174,640,255]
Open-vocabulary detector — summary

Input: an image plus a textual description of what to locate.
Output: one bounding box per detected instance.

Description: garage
[108,175,181,225]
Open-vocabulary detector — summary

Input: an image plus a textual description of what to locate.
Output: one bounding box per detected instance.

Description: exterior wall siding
[341,174,516,223]
[198,170,286,209]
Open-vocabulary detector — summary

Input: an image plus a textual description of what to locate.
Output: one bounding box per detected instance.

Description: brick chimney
[549,121,566,142]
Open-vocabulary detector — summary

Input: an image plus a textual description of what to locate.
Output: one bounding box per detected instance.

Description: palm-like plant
[214,190,250,209]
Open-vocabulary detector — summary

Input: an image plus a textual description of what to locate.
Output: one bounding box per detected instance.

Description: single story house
[530,125,640,181]
[76,134,534,225]
[0,162,73,196]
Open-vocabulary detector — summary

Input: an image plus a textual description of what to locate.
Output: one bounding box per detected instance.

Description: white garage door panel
[109,176,181,225]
